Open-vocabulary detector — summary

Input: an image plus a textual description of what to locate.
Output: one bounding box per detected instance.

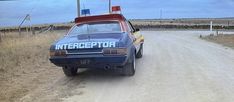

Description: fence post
[210,21,213,34]
[0,32,2,42]
[19,27,21,35]
[32,27,35,35]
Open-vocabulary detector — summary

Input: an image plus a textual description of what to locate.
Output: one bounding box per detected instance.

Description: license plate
[79,59,91,65]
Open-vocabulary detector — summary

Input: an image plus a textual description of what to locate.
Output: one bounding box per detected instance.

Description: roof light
[81,9,90,16]
[112,6,121,14]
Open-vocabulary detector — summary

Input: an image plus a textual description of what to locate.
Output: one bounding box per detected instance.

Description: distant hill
[1,17,234,31]
[130,18,234,26]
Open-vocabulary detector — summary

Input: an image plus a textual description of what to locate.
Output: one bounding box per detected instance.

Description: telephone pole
[159,9,162,24]
[160,9,162,19]
[18,14,31,35]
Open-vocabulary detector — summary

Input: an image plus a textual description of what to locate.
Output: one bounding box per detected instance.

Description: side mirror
[135,28,140,32]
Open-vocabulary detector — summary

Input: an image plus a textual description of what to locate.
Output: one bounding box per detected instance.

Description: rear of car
[49,14,144,76]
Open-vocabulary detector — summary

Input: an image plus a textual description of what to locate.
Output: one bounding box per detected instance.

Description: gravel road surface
[20,31,234,102]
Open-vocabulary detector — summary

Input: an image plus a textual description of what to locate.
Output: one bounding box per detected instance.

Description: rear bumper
[49,54,128,69]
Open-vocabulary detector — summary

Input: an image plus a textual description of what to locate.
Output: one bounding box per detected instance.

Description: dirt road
[20,31,234,102]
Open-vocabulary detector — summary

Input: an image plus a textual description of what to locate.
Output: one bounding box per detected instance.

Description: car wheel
[123,53,136,76]
[136,44,143,58]
[62,66,78,77]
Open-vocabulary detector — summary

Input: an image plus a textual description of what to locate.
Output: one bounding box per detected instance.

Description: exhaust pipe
[104,65,111,70]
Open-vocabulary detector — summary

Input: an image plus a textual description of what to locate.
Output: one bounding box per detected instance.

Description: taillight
[103,48,127,55]
[50,50,67,57]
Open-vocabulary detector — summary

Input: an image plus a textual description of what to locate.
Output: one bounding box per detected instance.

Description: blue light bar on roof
[81,9,91,15]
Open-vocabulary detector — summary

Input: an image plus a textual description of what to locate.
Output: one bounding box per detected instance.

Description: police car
[49,8,144,76]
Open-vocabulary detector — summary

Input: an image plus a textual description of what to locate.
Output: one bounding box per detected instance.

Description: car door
[127,21,142,52]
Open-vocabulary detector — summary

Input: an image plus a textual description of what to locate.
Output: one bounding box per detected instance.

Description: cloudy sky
[0,0,234,27]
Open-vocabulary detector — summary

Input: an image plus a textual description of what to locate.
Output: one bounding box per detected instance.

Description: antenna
[77,0,81,17]
[109,0,111,13]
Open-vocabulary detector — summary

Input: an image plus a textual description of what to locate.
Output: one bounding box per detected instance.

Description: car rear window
[69,21,121,36]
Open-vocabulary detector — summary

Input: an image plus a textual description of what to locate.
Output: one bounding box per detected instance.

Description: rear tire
[62,66,78,77]
[136,44,143,58]
[123,53,136,76]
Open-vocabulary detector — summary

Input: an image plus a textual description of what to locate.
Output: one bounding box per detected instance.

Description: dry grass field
[0,31,64,102]
[0,30,233,102]
[202,34,234,49]
[130,18,234,26]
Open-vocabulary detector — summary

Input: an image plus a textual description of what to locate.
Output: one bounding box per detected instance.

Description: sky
[0,0,234,27]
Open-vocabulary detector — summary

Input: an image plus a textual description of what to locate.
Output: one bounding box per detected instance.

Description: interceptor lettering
[55,41,116,50]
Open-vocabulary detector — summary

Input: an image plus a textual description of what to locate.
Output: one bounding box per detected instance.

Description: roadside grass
[0,31,64,102]
[202,34,234,49]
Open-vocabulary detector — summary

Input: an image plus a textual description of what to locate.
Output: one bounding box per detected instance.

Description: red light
[112,6,121,12]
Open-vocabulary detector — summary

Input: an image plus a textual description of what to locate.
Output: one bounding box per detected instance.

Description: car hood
[51,32,129,50]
